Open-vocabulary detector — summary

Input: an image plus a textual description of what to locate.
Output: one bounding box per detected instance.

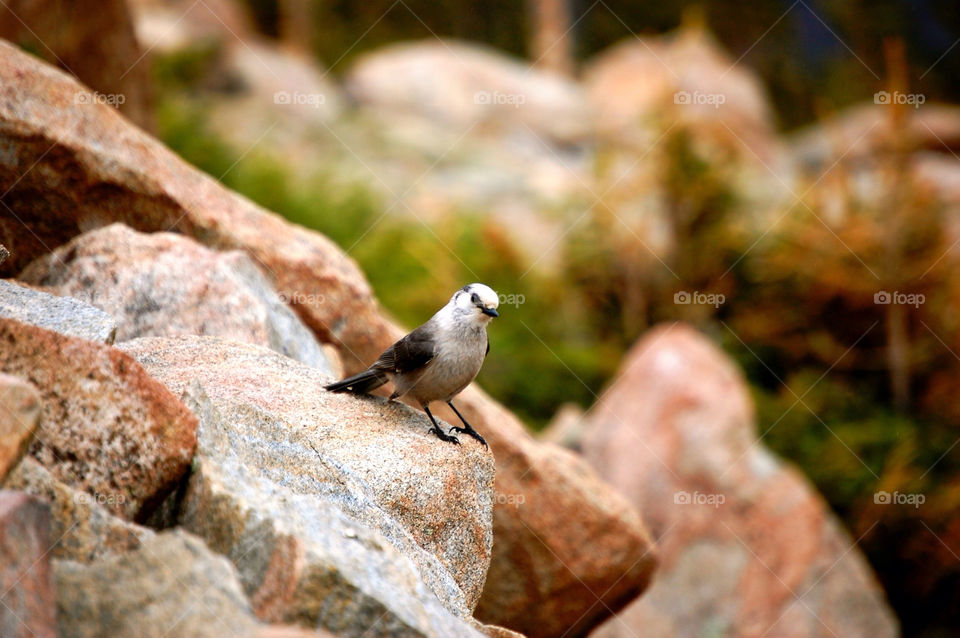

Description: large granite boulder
[0,279,117,344]
[583,26,776,158]
[121,335,496,636]
[0,0,153,130]
[3,458,154,563]
[0,318,197,521]
[581,324,899,638]
[345,39,591,144]
[20,223,333,372]
[54,529,333,638]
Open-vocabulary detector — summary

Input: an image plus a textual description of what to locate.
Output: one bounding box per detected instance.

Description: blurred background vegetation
[141,1,960,635]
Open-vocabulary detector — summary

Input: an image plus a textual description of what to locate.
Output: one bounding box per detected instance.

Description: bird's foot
[449,426,487,448]
[429,426,460,445]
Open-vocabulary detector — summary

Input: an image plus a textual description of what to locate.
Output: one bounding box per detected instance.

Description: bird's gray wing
[373,323,436,373]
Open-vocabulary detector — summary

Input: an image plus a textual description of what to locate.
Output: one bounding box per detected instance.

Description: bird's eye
[471,293,480,305]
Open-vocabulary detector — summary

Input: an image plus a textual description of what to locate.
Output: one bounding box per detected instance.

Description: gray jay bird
[325,283,499,446]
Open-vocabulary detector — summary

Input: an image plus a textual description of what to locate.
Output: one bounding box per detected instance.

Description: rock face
[345,39,591,144]
[0,373,40,481]
[581,324,899,638]
[0,318,197,521]
[0,41,657,637]
[3,458,154,563]
[121,335,493,635]
[0,491,56,638]
[55,530,270,638]
[20,224,333,372]
[0,279,118,344]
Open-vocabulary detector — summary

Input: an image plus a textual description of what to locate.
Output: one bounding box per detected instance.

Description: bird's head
[452,283,499,322]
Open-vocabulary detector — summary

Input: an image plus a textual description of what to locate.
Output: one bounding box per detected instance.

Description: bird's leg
[446,401,488,448]
[424,405,460,445]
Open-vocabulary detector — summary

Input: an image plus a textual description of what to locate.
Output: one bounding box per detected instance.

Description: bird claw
[449,426,488,449]
[429,426,460,445]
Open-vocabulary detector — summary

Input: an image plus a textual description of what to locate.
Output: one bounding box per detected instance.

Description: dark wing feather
[485,335,490,357]
[373,323,436,373]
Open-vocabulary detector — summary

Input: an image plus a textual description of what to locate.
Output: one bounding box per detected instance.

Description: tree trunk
[527,0,574,76]
[278,0,313,52]
[886,302,909,411]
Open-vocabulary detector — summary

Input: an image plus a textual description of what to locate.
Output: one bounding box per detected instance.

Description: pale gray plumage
[325,283,499,445]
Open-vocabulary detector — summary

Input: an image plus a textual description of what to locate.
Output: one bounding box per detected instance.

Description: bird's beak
[482,307,499,317]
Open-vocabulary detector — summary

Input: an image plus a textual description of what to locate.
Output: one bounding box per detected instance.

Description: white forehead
[460,283,499,307]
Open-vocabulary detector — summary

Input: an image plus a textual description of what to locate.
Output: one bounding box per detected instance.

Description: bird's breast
[406,328,487,402]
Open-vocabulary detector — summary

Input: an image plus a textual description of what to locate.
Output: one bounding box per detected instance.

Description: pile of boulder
[0,39,656,638]
[0,16,902,637]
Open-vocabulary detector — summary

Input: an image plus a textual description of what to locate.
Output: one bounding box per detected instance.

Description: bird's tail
[324,368,389,394]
